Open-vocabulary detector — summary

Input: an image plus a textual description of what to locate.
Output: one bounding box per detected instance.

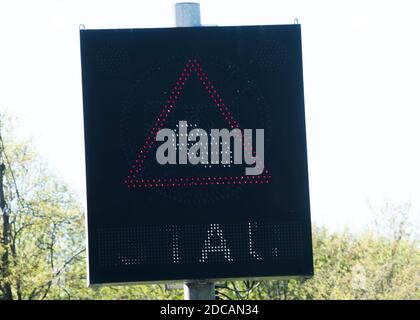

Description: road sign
[80,24,313,285]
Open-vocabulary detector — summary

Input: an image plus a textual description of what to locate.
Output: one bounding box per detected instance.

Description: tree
[0,115,85,299]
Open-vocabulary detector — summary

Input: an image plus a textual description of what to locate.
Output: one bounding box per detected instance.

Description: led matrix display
[80,24,313,285]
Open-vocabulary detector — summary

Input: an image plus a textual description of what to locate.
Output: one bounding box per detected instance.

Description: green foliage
[0,118,84,299]
[0,115,418,300]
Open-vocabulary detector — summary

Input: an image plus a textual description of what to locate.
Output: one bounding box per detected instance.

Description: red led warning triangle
[124,59,272,189]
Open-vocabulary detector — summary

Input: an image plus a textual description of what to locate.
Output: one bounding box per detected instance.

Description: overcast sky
[1,0,419,232]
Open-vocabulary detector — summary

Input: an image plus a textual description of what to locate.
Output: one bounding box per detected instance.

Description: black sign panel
[80,24,313,285]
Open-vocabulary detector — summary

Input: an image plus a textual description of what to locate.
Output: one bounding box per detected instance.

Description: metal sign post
[184,280,215,300]
[175,2,201,27]
[174,1,215,301]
